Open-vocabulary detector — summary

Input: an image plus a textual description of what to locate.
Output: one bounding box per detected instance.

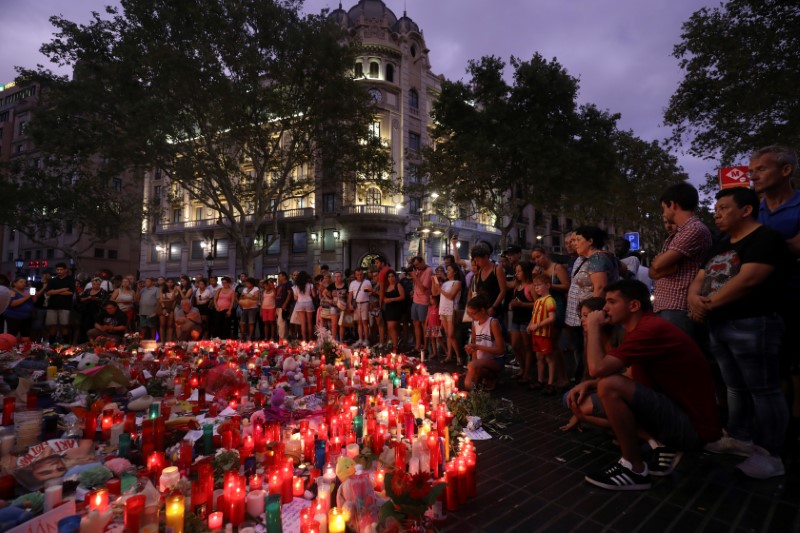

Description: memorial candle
[445,462,459,511]
[207,512,223,531]
[457,459,468,504]
[250,473,263,491]
[268,469,282,495]
[328,507,346,533]
[228,480,246,527]
[265,494,283,533]
[466,451,477,498]
[84,413,97,440]
[148,451,166,477]
[281,462,293,504]
[374,468,385,492]
[245,489,266,518]
[165,493,185,533]
[125,494,146,533]
[293,476,305,497]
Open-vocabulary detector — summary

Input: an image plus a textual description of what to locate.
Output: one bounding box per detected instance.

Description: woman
[260,278,277,341]
[110,278,136,331]
[564,226,619,378]
[79,278,109,342]
[4,277,37,341]
[317,273,333,333]
[194,278,213,338]
[508,261,535,384]
[212,277,237,339]
[292,271,316,342]
[437,264,463,363]
[470,243,507,320]
[531,246,571,387]
[464,295,506,391]
[158,278,179,342]
[177,275,194,302]
[238,277,260,341]
[382,271,406,349]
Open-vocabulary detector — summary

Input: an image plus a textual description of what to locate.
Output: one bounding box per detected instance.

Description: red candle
[180,439,193,471]
[228,481,245,527]
[466,451,476,498]
[84,413,97,440]
[125,494,147,532]
[268,469,282,495]
[445,462,459,511]
[293,476,305,497]
[106,478,121,496]
[250,473,263,491]
[88,488,109,513]
[457,459,468,504]
[394,441,406,472]
[318,422,328,441]
[374,468,385,492]
[208,511,223,530]
[148,451,166,476]
[281,463,293,504]
[26,392,37,410]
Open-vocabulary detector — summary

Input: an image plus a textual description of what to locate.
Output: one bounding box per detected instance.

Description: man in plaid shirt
[650,183,712,338]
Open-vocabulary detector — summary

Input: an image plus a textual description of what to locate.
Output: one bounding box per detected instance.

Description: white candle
[44,484,62,512]
[314,512,328,533]
[245,489,266,518]
[345,443,359,459]
[159,466,180,493]
[109,423,124,447]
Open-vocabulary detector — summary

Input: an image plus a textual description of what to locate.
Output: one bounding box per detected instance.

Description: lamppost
[68,257,76,277]
[14,258,24,279]
[205,253,215,280]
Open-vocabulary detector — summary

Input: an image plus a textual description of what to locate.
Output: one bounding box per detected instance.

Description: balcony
[341,205,401,216]
[452,218,501,235]
[155,208,313,233]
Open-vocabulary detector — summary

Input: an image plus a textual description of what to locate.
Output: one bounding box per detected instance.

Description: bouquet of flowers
[52,371,78,403]
[380,471,446,526]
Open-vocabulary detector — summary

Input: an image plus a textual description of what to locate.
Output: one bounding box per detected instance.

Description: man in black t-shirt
[87,301,128,342]
[688,187,790,480]
[45,262,75,342]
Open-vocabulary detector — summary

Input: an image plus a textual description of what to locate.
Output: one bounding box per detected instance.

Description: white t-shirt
[292,284,313,304]
[239,286,260,309]
[439,280,459,316]
[349,279,372,304]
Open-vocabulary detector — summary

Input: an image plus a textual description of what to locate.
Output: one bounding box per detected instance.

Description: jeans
[708,314,787,455]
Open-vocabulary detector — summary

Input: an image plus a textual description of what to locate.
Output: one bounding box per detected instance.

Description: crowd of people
[0,144,798,492]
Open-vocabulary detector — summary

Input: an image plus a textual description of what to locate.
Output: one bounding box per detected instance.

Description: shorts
[240,308,259,325]
[294,301,315,313]
[509,321,528,333]
[261,308,276,322]
[532,335,554,354]
[139,315,158,329]
[45,309,71,327]
[630,382,701,451]
[411,303,429,322]
[329,305,341,316]
[353,302,370,321]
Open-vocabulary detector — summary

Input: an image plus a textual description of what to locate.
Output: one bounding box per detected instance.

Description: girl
[158,278,179,343]
[463,295,506,391]
[110,278,136,331]
[437,264,463,362]
[508,261,535,385]
[425,293,445,358]
[382,271,405,349]
[260,278,277,341]
[292,271,316,342]
[238,277,260,341]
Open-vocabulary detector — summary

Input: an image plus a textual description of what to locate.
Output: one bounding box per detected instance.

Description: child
[425,294,446,358]
[260,278,276,341]
[527,274,557,394]
[464,295,506,391]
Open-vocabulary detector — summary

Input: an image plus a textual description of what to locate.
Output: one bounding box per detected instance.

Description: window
[108,249,118,260]
[292,232,307,254]
[518,228,527,246]
[0,128,3,139]
[154,168,162,180]
[323,193,335,213]
[534,209,543,227]
[169,243,181,261]
[154,186,161,200]
[24,251,31,260]
[18,121,27,136]
[195,207,204,220]
[369,61,380,78]
[35,250,41,260]
[215,239,230,258]
[409,197,421,215]
[365,187,381,206]
[410,44,417,57]
[46,249,54,259]
[369,121,380,139]
[566,218,574,230]
[323,229,337,252]
[409,89,419,110]
[94,248,104,259]
[266,235,280,255]
[112,178,122,192]
[150,244,159,263]
[191,240,205,261]
[408,132,421,152]
[407,164,419,183]
[386,64,394,82]
[8,229,14,241]
[551,215,561,231]
[355,63,364,78]
[172,209,182,223]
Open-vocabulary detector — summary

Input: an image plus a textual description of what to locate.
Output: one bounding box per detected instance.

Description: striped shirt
[530,295,556,338]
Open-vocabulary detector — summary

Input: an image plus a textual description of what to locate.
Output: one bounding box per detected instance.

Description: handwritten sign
[7,500,76,533]
[17,439,79,468]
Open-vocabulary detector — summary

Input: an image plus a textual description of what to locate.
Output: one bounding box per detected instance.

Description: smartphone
[29,288,36,296]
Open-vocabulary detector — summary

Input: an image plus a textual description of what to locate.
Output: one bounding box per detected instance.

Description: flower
[390,470,407,497]
[407,472,433,500]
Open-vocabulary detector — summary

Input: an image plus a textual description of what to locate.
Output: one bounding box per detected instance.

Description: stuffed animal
[282,356,299,374]
[270,387,286,408]
[76,353,100,371]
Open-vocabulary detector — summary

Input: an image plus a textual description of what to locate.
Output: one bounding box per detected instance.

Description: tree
[18,0,390,273]
[419,54,620,248]
[664,0,800,164]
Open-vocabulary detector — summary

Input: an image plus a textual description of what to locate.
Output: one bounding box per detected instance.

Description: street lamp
[68,257,76,276]
[205,253,215,280]
[14,258,24,278]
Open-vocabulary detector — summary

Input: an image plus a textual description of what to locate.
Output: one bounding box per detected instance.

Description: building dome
[347,0,398,26]
[328,4,350,27]
[392,14,419,34]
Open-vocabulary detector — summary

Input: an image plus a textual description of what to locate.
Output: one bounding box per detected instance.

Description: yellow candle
[47,366,58,380]
[328,507,346,533]
[165,493,185,533]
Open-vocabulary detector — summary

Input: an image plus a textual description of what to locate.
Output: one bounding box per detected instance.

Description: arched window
[409,88,419,110]
[365,187,381,206]
[385,64,394,82]
[354,62,364,78]
[369,61,380,78]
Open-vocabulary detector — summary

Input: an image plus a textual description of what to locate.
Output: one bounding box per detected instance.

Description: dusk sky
[1,0,722,186]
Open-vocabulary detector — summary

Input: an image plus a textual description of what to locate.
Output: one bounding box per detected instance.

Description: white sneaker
[735,446,785,479]
[704,435,754,457]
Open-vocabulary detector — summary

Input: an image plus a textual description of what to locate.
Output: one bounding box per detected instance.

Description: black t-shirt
[701,225,790,320]
[95,309,128,329]
[327,283,348,307]
[47,275,75,310]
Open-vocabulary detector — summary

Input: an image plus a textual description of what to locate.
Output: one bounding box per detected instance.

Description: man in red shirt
[568,279,721,490]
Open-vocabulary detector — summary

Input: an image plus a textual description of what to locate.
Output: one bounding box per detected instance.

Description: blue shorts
[411,303,429,322]
[509,321,528,333]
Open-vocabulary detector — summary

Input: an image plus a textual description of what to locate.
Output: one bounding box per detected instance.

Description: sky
[0,0,721,186]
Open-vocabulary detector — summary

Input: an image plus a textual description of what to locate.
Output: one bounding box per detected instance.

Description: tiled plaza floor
[426,360,800,533]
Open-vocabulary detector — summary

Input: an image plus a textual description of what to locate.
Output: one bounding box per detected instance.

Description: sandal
[528,381,544,391]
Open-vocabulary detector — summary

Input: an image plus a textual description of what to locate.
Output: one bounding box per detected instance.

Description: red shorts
[531,335,554,354]
[261,308,276,322]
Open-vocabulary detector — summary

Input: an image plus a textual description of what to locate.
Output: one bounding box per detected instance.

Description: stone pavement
[426,360,800,533]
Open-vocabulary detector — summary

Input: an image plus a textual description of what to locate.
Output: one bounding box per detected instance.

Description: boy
[527,274,558,394]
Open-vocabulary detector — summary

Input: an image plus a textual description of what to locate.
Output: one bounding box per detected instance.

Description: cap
[503,245,522,255]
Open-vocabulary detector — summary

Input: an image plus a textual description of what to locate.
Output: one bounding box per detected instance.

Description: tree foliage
[664,0,800,163]
[17,0,390,272]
